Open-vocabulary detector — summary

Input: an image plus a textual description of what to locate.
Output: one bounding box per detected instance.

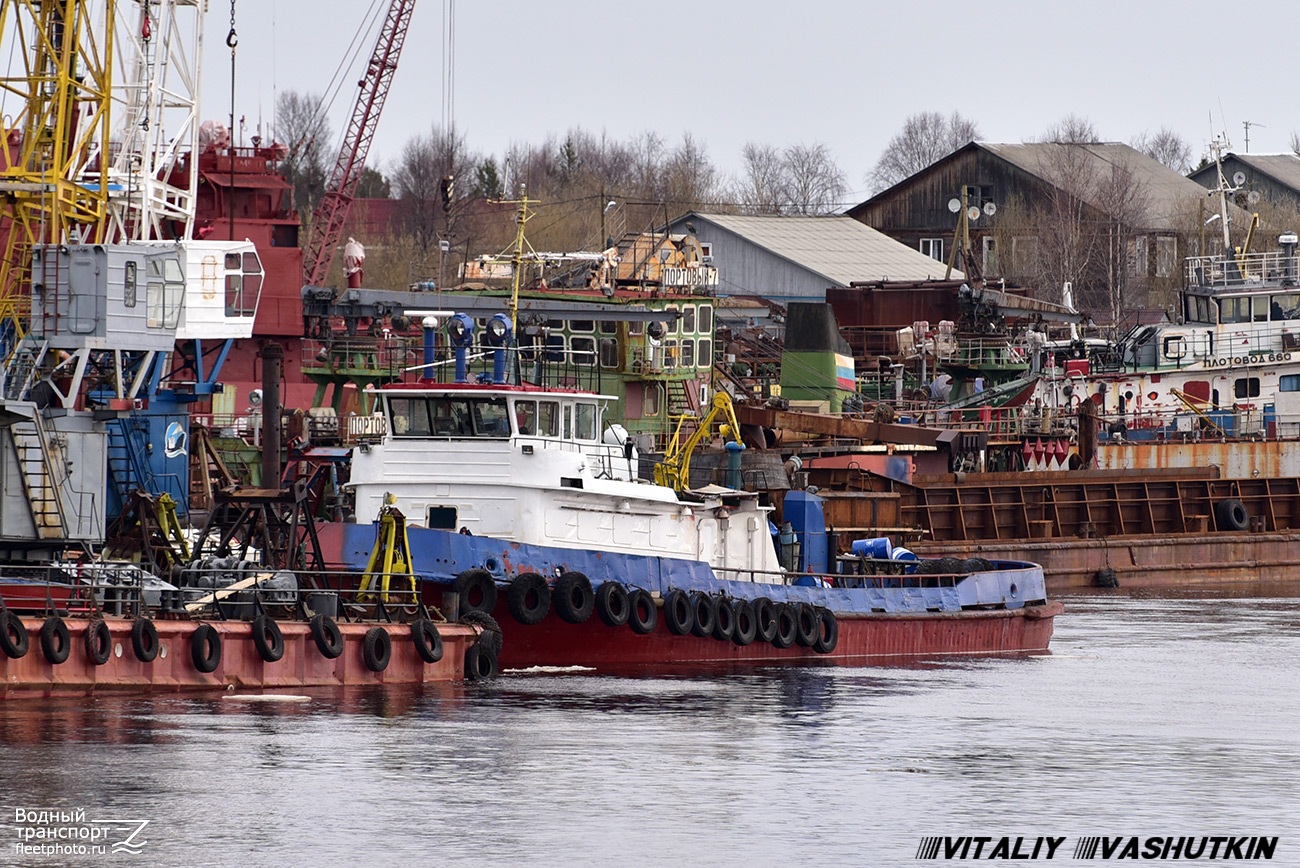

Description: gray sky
[203,0,1293,205]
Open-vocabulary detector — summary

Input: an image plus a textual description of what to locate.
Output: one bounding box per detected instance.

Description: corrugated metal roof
[686,213,961,286]
[981,142,1219,231]
[1223,153,1300,190]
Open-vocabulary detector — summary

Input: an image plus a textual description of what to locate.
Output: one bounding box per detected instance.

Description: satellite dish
[948,198,962,213]
[983,201,998,216]
[1233,171,1246,186]
[967,206,981,221]
[1248,190,1262,205]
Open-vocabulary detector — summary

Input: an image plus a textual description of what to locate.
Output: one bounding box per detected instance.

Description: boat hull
[0,617,477,698]
[497,601,1062,669]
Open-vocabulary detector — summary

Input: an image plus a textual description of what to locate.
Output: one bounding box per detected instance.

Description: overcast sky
[202,0,1293,205]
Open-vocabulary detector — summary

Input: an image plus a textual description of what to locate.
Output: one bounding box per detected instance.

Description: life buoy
[753,598,777,644]
[453,569,498,616]
[362,627,392,672]
[812,607,838,655]
[794,603,818,647]
[712,597,736,642]
[411,618,443,664]
[1214,497,1250,531]
[84,620,112,665]
[191,624,222,673]
[0,610,28,659]
[251,615,285,663]
[772,604,798,649]
[464,642,499,681]
[663,589,694,635]
[627,589,657,635]
[554,571,595,624]
[507,572,551,625]
[689,592,716,638]
[310,614,344,659]
[131,619,160,663]
[731,599,757,646]
[39,616,70,664]
[596,582,630,628]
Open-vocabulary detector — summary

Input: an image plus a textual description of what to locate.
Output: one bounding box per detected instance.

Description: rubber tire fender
[772,604,798,649]
[453,568,498,617]
[362,626,392,672]
[595,582,631,628]
[411,618,444,664]
[812,607,838,655]
[310,614,345,659]
[731,599,757,647]
[663,589,694,636]
[85,620,112,665]
[464,642,499,681]
[39,616,71,665]
[554,571,595,624]
[0,610,28,659]
[1215,497,1250,531]
[507,572,551,625]
[689,592,717,638]
[753,597,778,644]
[460,610,504,656]
[794,603,819,647]
[191,624,222,673]
[131,619,160,663]
[712,596,736,642]
[251,615,285,663]
[627,589,657,635]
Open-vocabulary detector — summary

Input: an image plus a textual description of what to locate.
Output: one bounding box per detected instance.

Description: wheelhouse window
[1234,377,1261,399]
[537,401,560,437]
[698,305,713,335]
[574,402,597,440]
[146,256,184,328]
[599,337,619,369]
[697,338,712,368]
[388,396,510,438]
[571,336,596,366]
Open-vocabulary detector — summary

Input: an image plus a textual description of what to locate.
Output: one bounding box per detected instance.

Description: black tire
[310,614,344,659]
[0,610,28,659]
[131,619,160,663]
[772,604,798,649]
[813,607,838,654]
[712,597,736,642]
[460,610,504,656]
[191,624,222,673]
[554,571,595,624]
[1215,497,1250,531]
[627,589,657,635]
[85,620,112,665]
[251,615,285,663]
[507,572,550,625]
[663,589,694,636]
[39,616,70,665]
[411,618,444,664]
[732,600,757,646]
[464,642,499,681]
[453,568,498,616]
[690,592,716,638]
[362,626,392,672]
[596,582,630,628]
[794,603,818,647]
[753,597,777,644]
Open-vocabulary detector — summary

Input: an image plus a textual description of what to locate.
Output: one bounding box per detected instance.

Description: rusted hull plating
[0,617,477,698]
[496,601,1062,669]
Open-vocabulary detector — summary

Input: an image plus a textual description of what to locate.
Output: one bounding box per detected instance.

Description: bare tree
[391,126,475,258]
[274,90,332,218]
[736,142,787,214]
[1290,131,1300,156]
[1094,158,1152,326]
[868,111,981,192]
[1040,114,1100,143]
[1131,128,1193,174]
[661,133,718,210]
[783,143,847,215]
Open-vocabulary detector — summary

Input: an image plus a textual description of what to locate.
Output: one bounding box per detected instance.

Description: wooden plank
[184,573,276,613]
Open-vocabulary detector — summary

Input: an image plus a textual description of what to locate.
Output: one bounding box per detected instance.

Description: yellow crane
[654,390,744,493]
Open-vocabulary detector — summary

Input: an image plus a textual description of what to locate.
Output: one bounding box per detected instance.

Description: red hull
[495,601,1063,670]
[0,617,477,698]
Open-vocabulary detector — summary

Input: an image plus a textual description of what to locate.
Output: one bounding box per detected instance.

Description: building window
[680,339,695,368]
[598,320,617,335]
[982,237,997,275]
[1011,237,1038,274]
[571,336,596,366]
[664,339,678,369]
[698,305,713,335]
[697,338,712,369]
[1130,236,1148,277]
[919,238,944,262]
[1156,236,1176,278]
[599,337,619,368]
[682,306,696,333]
[569,319,595,333]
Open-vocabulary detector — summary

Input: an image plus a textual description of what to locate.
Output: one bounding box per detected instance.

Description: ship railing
[712,563,973,590]
[1185,251,1300,290]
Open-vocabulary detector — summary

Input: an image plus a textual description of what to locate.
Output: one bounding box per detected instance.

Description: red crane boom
[301,0,417,288]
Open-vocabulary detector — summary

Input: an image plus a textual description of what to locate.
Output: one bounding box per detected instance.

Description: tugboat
[328,312,1063,671]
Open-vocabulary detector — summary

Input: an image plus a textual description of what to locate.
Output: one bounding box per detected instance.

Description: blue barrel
[851,537,893,560]
[890,546,918,562]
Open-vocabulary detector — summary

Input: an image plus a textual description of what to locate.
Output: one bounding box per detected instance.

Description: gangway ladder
[11,413,68,539]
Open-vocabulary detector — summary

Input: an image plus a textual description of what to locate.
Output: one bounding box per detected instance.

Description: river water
[2,589,1299,867]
